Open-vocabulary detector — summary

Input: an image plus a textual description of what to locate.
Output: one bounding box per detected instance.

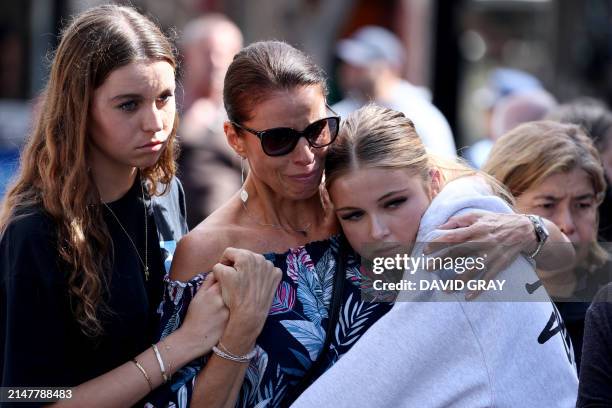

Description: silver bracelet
[152,343,169,383]
[212,342,257,363]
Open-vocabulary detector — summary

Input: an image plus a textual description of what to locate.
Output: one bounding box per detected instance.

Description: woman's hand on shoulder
[431,211,530,244]
[424,211,531,299]
[424,210,575,299]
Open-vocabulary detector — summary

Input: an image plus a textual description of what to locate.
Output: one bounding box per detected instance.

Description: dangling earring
[240,156,249,203]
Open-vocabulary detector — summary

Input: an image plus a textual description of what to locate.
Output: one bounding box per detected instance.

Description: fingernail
[465,291,477,301]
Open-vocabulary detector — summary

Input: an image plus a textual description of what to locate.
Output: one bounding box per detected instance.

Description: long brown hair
[0,5,179,336]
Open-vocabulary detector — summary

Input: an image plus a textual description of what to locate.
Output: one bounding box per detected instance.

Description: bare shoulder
[170,203,246,281]
[170,224,234,281]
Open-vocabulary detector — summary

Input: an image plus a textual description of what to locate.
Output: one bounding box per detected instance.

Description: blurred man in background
[333,25,457,158]
[465,68,554,168]
[178,14,243,228]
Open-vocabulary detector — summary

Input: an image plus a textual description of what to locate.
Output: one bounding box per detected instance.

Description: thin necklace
[102,179,149,281]
[240,193,311,237]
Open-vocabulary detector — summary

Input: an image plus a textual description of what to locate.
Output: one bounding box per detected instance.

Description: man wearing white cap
[333,25,457,158]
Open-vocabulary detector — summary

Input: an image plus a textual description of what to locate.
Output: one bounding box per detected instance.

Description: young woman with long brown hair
[0,5,278,407]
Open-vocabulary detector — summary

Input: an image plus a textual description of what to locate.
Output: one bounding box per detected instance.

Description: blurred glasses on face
[231,106,340,157]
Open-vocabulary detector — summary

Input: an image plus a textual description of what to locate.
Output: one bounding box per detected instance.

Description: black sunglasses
[231,113,341,157]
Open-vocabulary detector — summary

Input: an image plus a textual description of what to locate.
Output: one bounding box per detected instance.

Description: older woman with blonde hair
[483,120,609,367]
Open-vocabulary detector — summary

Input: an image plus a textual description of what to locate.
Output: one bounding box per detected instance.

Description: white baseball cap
[336,26,405,69]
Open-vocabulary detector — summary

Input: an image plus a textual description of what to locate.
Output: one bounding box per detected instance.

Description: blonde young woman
[293,105,578,407]
[0,6,277,407]
[483,120,609,367]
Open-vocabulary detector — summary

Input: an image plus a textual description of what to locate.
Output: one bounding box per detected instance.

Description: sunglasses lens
[261,129,298,156]
[306,117,339,147]
[259,117,339,156]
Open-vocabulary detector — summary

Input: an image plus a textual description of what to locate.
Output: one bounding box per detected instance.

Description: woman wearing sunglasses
[151,41,574,407]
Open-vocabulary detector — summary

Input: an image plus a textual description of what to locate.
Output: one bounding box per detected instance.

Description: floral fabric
[145,236,392,407]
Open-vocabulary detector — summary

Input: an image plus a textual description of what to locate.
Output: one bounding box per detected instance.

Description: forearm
[191,356,249,408]
[54,329,208,407]
[191,321,257,408]
[190,248,281,406]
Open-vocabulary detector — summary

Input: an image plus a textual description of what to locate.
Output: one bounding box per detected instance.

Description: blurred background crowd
[2,0,612,229]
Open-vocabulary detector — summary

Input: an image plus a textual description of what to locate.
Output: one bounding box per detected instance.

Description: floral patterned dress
[145,235,392,408]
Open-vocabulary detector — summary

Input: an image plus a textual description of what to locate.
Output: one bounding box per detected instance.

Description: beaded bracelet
[132,359,153,391]
[212,342,257,363]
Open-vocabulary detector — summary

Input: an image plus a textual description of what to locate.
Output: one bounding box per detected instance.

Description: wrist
[212,342,257,364]
[228,311,266,333]
[522,215,539,254]
[524,214,550,259]
[168,327,216,359]
[220,320,258,355]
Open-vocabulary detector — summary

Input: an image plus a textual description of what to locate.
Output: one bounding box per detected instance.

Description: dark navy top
[0,177,188,391]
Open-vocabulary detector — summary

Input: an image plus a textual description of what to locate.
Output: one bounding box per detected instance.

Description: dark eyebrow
[335,206,362,212]
[111,93,142,101]
[111,87,175,102]
[534,193,596,201]
[335,189,410,212]
[533,195,561,201]
[575,193,595,201]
